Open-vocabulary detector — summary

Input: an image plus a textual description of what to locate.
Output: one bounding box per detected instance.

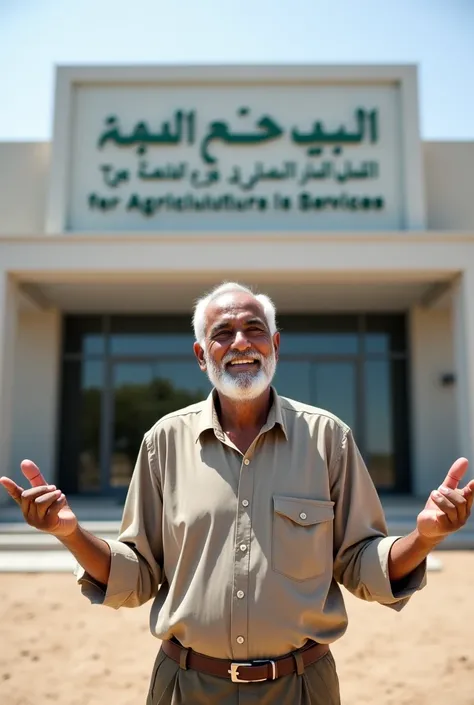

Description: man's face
[194,292,280,401]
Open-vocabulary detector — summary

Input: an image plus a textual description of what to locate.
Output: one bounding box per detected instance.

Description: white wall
[9,309,61,490]
[424,142,474,230]
[409,305,457,497]
[0,275,19,505]
[0,143,50,235]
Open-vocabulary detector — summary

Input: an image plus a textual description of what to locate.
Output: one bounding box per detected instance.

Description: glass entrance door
[59,313,410,496]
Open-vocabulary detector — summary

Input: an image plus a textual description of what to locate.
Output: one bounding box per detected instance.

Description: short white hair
[192,282,277,345]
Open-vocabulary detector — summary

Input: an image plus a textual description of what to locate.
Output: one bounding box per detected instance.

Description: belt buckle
[228,660,276,683]
[228,663,255,683]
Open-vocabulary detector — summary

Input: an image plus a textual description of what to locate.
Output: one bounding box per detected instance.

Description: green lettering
[127,194,140,211]
[298,192,311,211]
[88,192,120,211]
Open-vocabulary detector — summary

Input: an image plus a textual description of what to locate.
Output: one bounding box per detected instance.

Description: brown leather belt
[161,638,330,683]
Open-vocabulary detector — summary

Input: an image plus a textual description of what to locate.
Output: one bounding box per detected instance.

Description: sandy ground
[0,551,473,705]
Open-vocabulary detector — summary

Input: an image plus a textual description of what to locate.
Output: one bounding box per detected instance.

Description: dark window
[58,359,104,494]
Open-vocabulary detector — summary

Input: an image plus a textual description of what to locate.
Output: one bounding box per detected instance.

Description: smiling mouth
[226,358,260,372]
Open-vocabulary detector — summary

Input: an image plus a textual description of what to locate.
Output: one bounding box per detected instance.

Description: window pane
[110,333,195,356]
[156,362,211,401]
[110,316,195,355]
[278,315,359,355]
[273,360,312,404]
[312,362,356,431]
[365,333,389,354]
[280,333,358,355]
[79,361,103,492]
[364,360,395,490]
[111,361,209,488]
[278,315,358,333]
[59,359,103,493]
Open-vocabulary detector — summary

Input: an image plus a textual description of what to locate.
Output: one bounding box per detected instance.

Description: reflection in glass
[156,362,211,400]
[313,362,356,431]
[365,333,389,354]
[78,360,103,492]
[111,362,209,487]
[273,360,312,405]
[365,360,395,489]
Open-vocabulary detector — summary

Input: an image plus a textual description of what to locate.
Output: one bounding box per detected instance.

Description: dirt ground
[0,551,473,705]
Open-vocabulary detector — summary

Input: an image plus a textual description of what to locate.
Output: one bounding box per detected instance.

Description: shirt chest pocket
[272,496,335,582]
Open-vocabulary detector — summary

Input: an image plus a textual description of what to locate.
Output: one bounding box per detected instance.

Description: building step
[1,494,473,573]
[0,519,473,573]
[0,550,77,572]
[0,545,456,574]
[0,529,117,551]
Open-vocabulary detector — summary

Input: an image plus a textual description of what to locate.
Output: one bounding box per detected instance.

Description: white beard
[204,348,277,400]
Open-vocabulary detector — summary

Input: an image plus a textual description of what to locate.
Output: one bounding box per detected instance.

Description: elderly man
[1,282,473,705]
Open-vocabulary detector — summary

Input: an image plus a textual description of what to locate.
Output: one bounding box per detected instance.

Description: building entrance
[59,314,409,495]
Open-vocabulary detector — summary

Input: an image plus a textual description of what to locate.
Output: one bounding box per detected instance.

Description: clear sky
[1,0,473,141]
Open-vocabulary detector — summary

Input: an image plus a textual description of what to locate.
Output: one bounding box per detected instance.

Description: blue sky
[1,0,473,141]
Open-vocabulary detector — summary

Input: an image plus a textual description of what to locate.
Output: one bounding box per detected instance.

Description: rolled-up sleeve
[331,428,426,610]
[76,433,163,609]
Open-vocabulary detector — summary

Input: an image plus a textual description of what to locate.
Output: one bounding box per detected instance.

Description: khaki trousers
[146,647,341,705]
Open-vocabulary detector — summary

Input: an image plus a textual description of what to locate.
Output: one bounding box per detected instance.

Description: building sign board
[47,67,425,232]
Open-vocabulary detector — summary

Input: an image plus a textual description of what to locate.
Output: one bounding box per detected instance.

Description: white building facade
[1,64,473,505]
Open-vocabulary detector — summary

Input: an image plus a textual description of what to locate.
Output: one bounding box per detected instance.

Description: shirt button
[236,636,245,644]
[299,512,307,520]
[240,544,247,552]
[243,458,250,465]
[237,590,245,599]
[242,499,249,507]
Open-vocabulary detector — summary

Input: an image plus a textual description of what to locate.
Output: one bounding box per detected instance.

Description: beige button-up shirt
[77,390,426,660]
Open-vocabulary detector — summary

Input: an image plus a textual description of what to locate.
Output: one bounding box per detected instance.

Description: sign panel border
[46,64,425,234]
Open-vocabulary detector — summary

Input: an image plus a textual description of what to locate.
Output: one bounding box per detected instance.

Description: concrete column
[453,270,474,476]
[0,273,19,505]
[10,309,62,488]
[409,306,456,497]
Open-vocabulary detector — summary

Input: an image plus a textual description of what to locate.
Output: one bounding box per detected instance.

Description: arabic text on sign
[98,160,380,190]
[97,107,380,162]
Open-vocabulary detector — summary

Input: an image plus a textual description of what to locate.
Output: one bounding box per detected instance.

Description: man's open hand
[0,460,78,538]
[417,458,474,541]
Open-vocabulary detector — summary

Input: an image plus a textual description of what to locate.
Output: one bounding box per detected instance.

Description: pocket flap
[273,496,334,526]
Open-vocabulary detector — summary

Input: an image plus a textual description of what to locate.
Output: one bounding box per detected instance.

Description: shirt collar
[194,387,288,443]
